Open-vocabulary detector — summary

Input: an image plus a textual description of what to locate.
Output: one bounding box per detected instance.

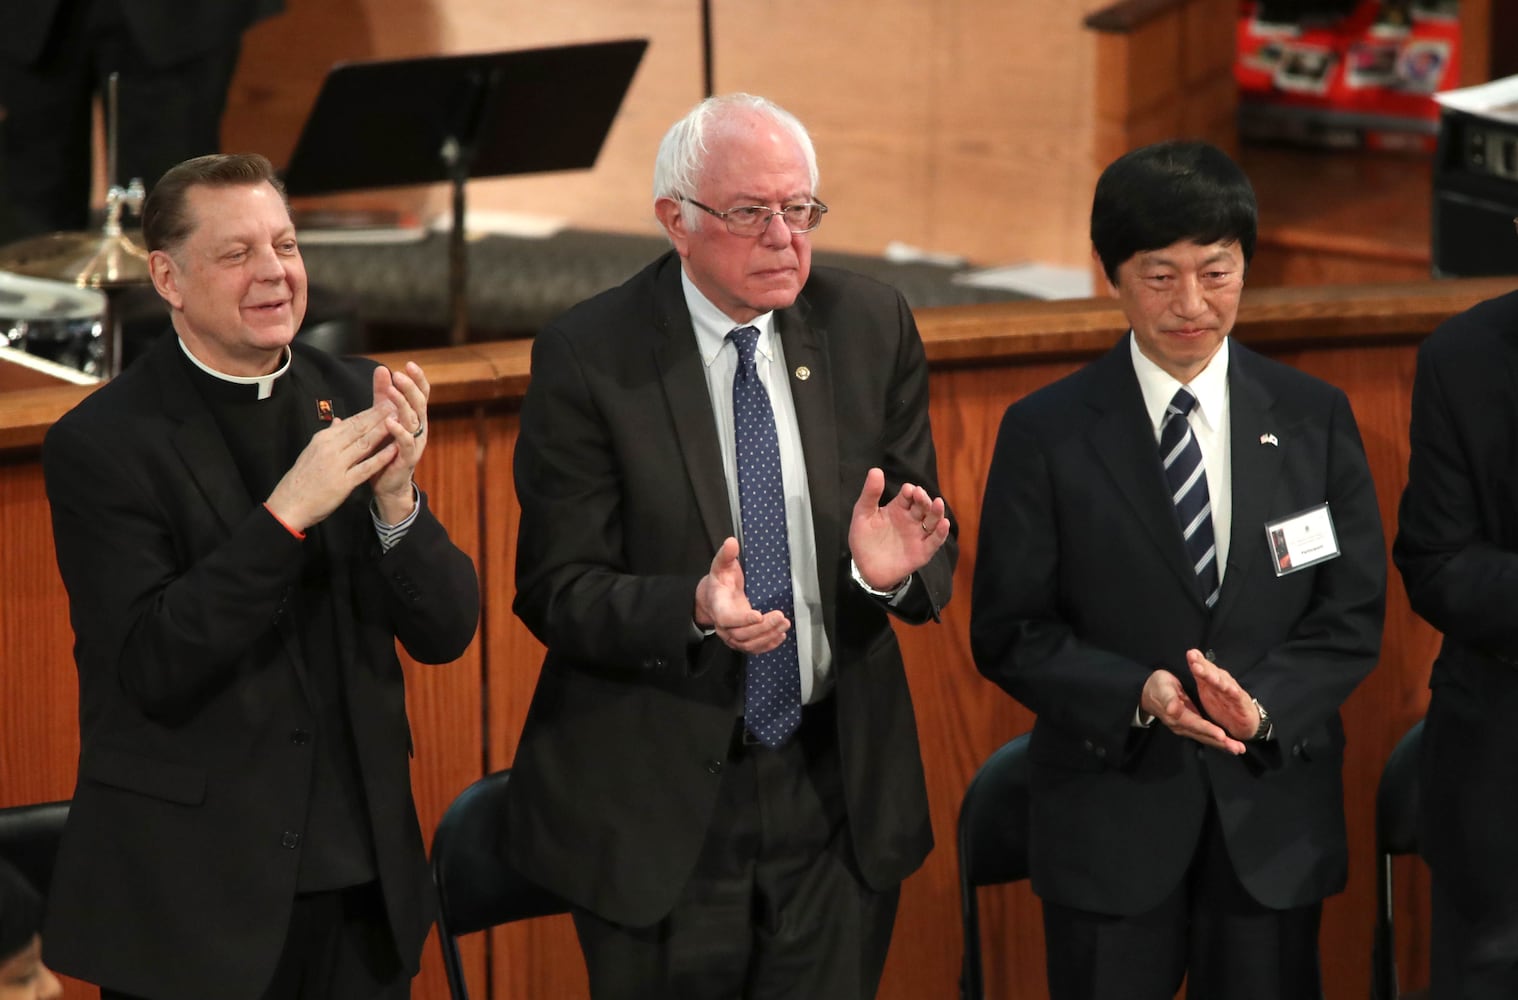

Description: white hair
[652,93,820,230]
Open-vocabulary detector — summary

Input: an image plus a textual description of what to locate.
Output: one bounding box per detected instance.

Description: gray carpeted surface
[300,228,1026,339]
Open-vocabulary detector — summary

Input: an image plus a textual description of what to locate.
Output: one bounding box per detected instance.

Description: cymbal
[0,271,106,321]
[0,229,151,288]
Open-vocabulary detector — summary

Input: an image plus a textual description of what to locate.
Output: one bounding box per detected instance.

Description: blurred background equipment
[0,0,284,243]
[1430,75,1518,277]
[281,39,648,346]
[0,271,106,376]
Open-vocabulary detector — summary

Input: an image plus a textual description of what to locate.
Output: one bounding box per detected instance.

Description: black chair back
[431,769,568,1000]
[1372,720,1425,1000]
[957,732,1032,1000]
[0,800,69,896]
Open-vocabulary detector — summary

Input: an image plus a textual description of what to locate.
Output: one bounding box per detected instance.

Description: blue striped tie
[729,326,802,747]
[1159,387,1220,608]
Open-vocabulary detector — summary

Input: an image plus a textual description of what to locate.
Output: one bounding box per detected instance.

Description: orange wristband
[262,503,306,540]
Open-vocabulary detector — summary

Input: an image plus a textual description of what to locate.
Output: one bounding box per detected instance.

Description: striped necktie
[1159,386,1220,608]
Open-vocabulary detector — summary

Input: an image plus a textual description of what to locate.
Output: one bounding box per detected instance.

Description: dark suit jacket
[971,337,1385,916]
[2,0,284,67]
[506,252,958,927]
[40,335,479,1000]
[1395,288,1518,919]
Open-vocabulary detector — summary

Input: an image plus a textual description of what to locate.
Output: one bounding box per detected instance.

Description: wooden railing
[4,275,1513,999]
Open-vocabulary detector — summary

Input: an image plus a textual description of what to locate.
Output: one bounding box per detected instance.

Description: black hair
[1090,140,1257,284]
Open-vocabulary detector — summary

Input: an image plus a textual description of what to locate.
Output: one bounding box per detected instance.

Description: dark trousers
[1430,879,1518,1000]
[0,0,241,241]
[1043,799,1323,1000]
[100,881,407,1000]
[571,699,899,1000]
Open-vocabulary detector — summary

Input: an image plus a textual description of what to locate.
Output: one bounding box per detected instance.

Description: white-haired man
[506,93,957,998]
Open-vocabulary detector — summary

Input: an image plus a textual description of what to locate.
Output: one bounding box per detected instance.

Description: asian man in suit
[507,93,957,999]
[970,140,1386,1000]
[41,152,479,1000]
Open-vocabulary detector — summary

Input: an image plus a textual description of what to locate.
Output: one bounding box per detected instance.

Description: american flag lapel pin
[1259,432,1278,447]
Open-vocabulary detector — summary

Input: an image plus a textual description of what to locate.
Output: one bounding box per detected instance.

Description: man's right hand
[265,407,398,532]
[1140,669,1246,755]
[694,537,790,654]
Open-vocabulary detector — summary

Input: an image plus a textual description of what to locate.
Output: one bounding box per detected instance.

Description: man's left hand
[848,467,950,591]
[1187,648,1263,742]
[370,362,431,522]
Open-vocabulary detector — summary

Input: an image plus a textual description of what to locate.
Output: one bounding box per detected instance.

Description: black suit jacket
[40,335,479,1000]
[971,337,1385,916]
[506,252,957,927]
[2,0,284,67]
[1395,288,1518,918]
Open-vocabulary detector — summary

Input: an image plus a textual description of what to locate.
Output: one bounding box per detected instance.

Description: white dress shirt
[1129,334,1233,729]
[1130,333,1233,580]
[682,270,833,704]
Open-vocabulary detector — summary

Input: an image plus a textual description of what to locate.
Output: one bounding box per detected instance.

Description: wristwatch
[1250,698,1273,741]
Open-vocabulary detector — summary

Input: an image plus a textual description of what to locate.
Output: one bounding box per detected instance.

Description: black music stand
[282,39,648,345]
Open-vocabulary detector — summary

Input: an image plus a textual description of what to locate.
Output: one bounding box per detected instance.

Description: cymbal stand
[100,72,146,378]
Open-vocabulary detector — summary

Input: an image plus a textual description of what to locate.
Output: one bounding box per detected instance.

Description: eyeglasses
[680,196,828,237]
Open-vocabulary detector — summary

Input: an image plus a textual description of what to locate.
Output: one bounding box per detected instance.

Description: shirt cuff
[849,559,912,606]
[370,483,420,552]
[1133,706,1156,728]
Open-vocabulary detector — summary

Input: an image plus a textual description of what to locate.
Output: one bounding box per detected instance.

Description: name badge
[1265,502,1340,577]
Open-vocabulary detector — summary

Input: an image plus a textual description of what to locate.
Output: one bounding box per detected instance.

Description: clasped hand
[265,363,432,532]
[1139,649,1263,756]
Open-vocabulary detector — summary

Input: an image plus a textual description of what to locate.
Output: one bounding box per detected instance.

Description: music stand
[282,39,648,345]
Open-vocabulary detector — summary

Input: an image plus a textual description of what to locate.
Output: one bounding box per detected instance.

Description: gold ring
[921,518,933,534]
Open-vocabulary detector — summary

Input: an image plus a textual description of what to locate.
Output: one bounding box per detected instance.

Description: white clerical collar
[178,339,292,401]
[679,266,778,369]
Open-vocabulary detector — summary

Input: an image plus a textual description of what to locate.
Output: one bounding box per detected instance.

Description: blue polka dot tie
[729,326,802,747]
[1159,386,1220,608]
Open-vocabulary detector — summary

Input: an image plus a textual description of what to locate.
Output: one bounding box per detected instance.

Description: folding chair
[432,770,569,1000]
[957,732,1032,1000]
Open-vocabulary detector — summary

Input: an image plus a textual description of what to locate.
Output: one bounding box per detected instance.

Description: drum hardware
[0,272,108,377]
[0,72,148,376]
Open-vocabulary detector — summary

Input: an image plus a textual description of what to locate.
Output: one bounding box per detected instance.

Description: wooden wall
[221,0,1103,271]
[5,276,1516,999]
[1085,0,1239,169]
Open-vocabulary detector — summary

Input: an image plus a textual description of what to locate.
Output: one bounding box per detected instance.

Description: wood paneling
[222,0,1102,269]
[1246,144,1435,288]
[1460,0,1492,84]
[400,413,487,1000]
[217,0,1502,283]
[1087,0,1238,175]
[5,276,1516,998]
[481,402,590,999]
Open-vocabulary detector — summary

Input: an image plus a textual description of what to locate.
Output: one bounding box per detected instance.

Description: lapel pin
[1259,432,1278,447]
[794,365,811,381]
[317,399,334,422]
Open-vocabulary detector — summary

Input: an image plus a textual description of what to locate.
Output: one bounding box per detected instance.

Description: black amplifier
[1432,100,1518,277]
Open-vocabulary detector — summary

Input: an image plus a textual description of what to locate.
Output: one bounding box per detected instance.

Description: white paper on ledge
[953,263,1095,300]
[428,210,569,239]
[1434,75,1518,124]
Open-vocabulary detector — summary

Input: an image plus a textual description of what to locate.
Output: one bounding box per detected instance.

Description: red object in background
[1237,0,1462,152]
